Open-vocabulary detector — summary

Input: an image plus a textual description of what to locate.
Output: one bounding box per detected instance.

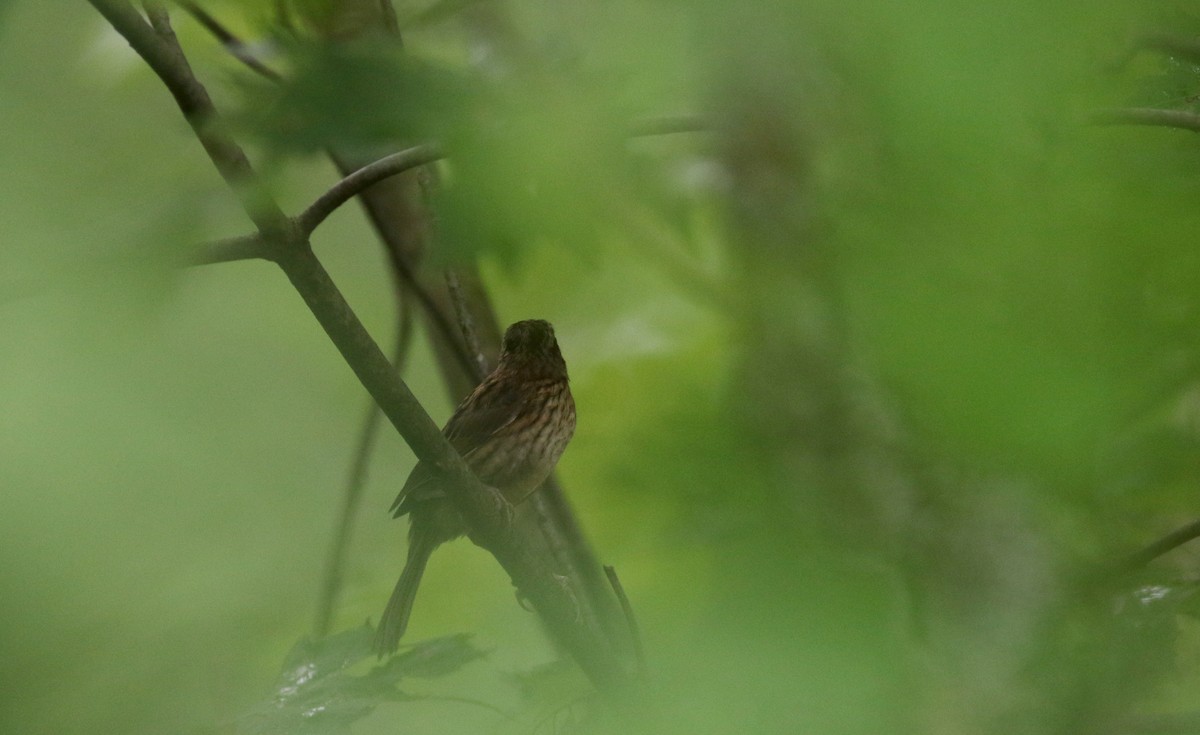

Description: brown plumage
[374,319,576,656]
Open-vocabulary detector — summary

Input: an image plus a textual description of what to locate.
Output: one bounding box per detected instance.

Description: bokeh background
[3,1,1200,733]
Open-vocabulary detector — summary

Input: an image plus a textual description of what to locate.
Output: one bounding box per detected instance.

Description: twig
[195,146,445,266]
[401,692,513,719]
[628,113,710,138]
[1090,108,1200,133]
[91,0,287,234]
[193,233,272,265]
[533,482,627,651]
[603,566,646,678]
[1123,519,1200,571]
[297,144,444,236]
[324,149,483,385]
[315,302,415,638]
[1135,33,1200,66]
[177,0,283,80]
[174,3,482,389]
[443,269,489,380]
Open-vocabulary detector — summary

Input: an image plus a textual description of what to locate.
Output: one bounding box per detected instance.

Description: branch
[177,0,283,80]
[297,144,444,236]
[90,0,287,233]
[322,149,485,384]
[1090,108,1200,133]
[1135,33,1200,66]
[195,146,444,265]
[604,566,646,678]
[444,269,489,380]
[315,302,415,638]
[628,113,710,138]
[193,233,273,265]
[1123,519,1200,571]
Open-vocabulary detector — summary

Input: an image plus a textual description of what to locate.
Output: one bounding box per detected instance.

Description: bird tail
[374,534,435,657]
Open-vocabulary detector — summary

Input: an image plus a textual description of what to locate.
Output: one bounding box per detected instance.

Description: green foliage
[234,41,479,155]
[5,1,1200,735]
[237,629,486,735]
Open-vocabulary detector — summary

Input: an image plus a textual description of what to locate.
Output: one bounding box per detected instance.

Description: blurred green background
[3,1,1200,734]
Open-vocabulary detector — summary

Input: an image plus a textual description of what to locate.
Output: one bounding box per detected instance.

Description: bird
[374,319,576,656]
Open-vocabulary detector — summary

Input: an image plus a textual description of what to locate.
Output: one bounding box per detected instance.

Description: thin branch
[315,302,416,638]
[297,144,444,236]
[89,0,287,233]
[323,151,482,384]
[1123,519,1200,571]
[603,566,646,678]
[1090,108,1200,133]
[535,478,630,653]
[193,233,273,265]
[195,146,445,265]
[1135,33,1200,66]
[628,113,710,138]
[444,269,489,380]
[142,1,169,34]
[175,3,481,385]
[177,0,283,80]
[399,692,513,719]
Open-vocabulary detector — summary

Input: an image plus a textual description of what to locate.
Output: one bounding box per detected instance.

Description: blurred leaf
[233,39,480,156]
[235,627,486,735]
[432,80,635,268]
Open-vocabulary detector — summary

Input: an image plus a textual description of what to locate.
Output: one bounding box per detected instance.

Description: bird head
[500,319,565,370]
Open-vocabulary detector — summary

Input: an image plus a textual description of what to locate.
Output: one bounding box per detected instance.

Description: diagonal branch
[177,0,283,81]
[196,145,445,265]
[297,144,444,236]
[1123,519,1200,571]
[194,233,273,265]
[163,6,481,380]
[1090,108,1200,133]
[443,269,489,380]
[91,0,286,233]
[315,301,416,638]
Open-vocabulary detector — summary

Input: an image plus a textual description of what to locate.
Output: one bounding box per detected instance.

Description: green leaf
[235,627,487,735]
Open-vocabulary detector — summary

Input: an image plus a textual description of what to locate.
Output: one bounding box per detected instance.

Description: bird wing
[389,376,525,516]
